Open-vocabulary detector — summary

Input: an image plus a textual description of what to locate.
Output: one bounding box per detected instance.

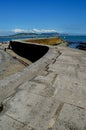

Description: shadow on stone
[0,102,3,112]
[10,41,49,62]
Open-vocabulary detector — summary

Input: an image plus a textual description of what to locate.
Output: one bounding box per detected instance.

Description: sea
[0,36,35,42]
[60,35,86,42]
[60,35,86,50]
[0,35,86,50]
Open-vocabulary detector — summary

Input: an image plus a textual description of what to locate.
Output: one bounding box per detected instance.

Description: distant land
[0,32,86,38]
[0,33,38,38]
[1,32,86,44]
[0,32,61,38]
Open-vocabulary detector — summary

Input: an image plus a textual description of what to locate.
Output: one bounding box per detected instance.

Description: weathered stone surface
[52,104,86,130]
[0,44,86,130]
[6,82,62,129]
[0,115,24,130]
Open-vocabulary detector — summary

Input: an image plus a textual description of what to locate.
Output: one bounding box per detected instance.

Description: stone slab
[53,73,86,108]
[0,115,24,130]
[6,82,62,129]
[18,81,56,97]
[52,104,86,130]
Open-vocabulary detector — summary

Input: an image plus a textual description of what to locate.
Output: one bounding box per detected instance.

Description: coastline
[0,35,86,80]
[0,37,63,79]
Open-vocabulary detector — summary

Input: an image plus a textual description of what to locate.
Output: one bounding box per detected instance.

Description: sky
[0,0,86,35]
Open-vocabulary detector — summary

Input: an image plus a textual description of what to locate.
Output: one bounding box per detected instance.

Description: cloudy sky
[0,0,86,35]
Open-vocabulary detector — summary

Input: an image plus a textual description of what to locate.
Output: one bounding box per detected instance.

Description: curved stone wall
[10,41,49,62]
[0,41,59,103]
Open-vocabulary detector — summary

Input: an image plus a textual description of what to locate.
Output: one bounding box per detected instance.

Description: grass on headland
[23,37,63,45]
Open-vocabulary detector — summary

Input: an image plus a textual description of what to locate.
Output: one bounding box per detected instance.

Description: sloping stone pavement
[0,45,86,130]
[0,45,26,80]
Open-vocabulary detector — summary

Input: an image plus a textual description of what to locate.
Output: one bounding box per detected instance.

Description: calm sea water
[60,35,86,42]
[60,35,86,50]
[0,35,86,42]
[0,35,86,50]
[0,35,53,42]
[0,36,35,42]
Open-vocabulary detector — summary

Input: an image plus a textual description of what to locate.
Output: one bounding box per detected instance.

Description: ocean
[60,35,86,50]
[0,36,35,42]
[0,35,86,50]
[0,35,86,42]
[60,35,86,42]
[0,35,52,43]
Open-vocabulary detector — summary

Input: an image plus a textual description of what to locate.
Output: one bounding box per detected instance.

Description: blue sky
[0,0,86,35]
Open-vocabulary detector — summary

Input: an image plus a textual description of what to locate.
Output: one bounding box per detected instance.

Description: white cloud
[11,28,57,33]
[12,28,28,33]
[32,29,57,33]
